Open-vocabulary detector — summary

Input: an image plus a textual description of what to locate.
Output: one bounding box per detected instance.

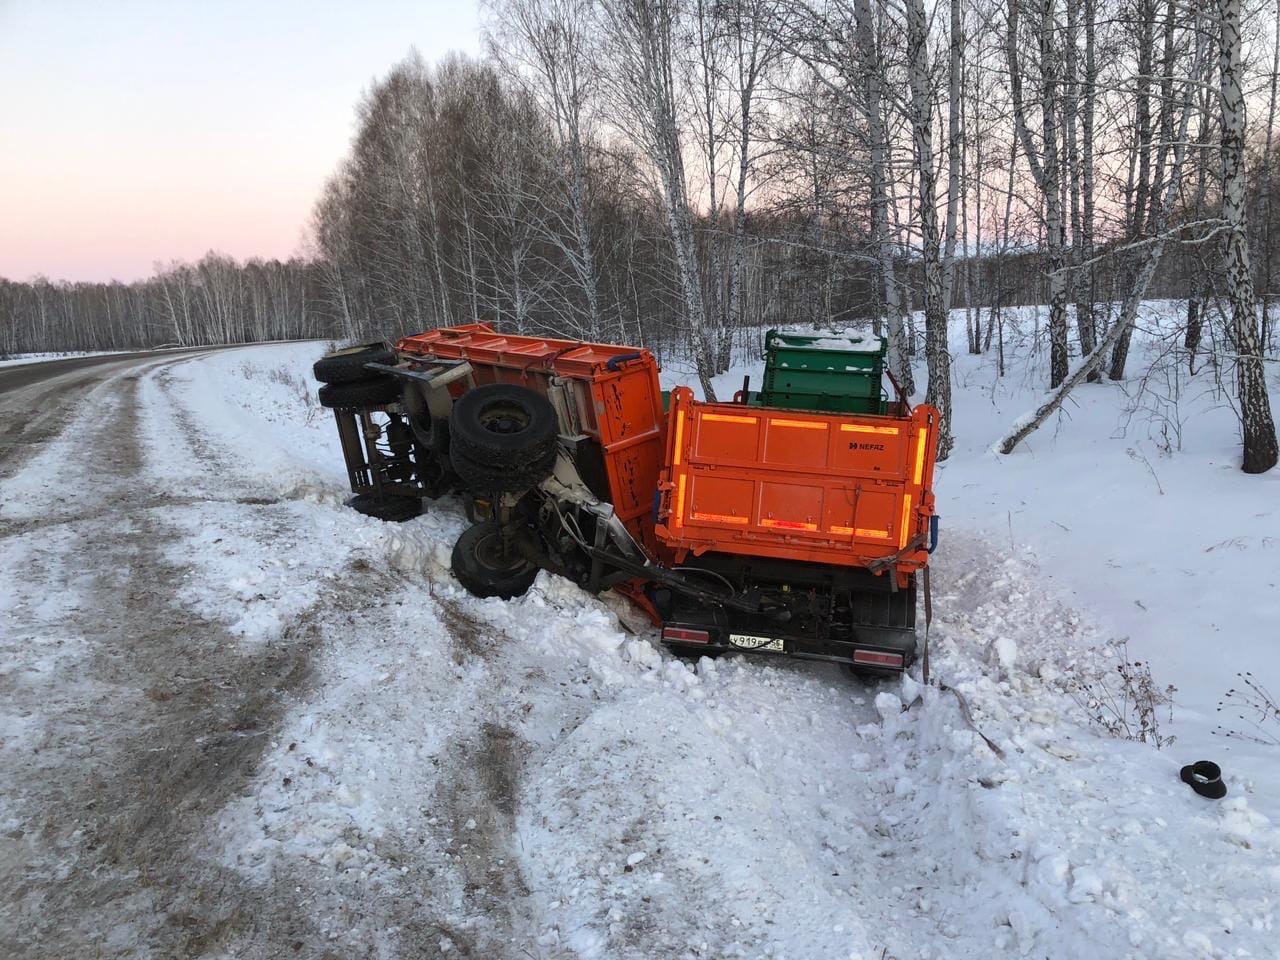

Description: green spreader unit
[757,329,888,414]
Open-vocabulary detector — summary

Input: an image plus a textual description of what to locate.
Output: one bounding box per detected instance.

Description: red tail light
[852,649,904,668]
[663,626,711,644]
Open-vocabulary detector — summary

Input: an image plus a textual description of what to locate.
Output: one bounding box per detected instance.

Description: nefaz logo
[849,441,885,451]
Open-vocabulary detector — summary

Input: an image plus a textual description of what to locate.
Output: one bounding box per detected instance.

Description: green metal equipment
[756,329,888,414]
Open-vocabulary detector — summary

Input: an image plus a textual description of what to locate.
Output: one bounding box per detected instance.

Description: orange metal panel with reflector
[655,387,939,588]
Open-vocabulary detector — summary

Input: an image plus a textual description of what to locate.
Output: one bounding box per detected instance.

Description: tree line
[0,256,321,356]
[3,0,1278,470]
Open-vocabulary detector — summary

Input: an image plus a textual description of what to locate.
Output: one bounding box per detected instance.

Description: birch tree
[724,0,781,360]
[940,0,964,318]
[998,4,1207,453]
[1007,0,1069,388]
[854,0,913,393]
[597,0,719,400]
[487,0,605,338]
[906,0,954,458]
[1217,0,1279,473]
[1258,0,1279,348]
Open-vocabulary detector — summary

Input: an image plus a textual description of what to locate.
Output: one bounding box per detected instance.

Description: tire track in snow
[0,360,377,958]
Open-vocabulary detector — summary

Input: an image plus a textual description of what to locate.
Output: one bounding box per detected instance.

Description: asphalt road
[0,346,272,397]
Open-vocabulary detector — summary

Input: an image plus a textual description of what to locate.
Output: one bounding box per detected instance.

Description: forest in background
[4,0,1279,467]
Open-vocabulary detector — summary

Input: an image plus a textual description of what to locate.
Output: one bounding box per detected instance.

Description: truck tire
[349,492,423,522]
[318,377,401,409]
[313,343,397,384]
[451,520,539,599]
[448,383,558,475]
[450,447,553,494]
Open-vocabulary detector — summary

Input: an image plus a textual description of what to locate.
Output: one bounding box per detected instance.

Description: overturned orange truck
[313,323,940,673]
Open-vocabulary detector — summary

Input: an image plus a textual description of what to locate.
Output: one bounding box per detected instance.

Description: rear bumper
[660,620,917,673]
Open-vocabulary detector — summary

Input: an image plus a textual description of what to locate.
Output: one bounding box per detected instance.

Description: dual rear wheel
[315,344,556,597]
[315,343,423,522]
[447,383,559,494]
[445,384,559,600]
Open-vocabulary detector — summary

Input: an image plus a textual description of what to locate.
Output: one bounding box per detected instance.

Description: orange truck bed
[655,387,939,588]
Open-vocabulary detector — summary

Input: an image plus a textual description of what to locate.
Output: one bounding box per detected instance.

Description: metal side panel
[657,387,938,576]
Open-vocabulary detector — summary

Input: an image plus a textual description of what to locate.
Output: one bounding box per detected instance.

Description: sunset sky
[0,0,480,283]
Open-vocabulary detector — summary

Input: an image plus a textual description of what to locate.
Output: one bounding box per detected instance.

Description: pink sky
[0,0,480,283]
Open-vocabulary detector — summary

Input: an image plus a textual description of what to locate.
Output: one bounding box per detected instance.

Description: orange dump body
[395,323,667,553]
[655,387,939,588]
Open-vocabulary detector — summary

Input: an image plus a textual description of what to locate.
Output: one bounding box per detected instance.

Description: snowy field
[1,306,1278,959]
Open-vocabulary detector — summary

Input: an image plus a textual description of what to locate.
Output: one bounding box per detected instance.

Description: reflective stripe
[853,650,904,668]
[899,495,914,548]
[672,475,686,528]
[761,518,818,531]
[830,525,891,538]
[672,410,686,466]
[692,511,749,524]
[663,626,710,643]
[840,424,900,435]
[769,418,827,430]
[703,413,758,424]
[912,428,927,485]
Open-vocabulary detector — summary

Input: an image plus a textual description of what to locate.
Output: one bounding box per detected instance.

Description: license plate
[729,633,785,652]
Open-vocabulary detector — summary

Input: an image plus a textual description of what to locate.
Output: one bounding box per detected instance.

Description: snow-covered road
[1,343,1276,960]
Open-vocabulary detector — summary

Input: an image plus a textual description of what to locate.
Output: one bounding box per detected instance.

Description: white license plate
[729,633,785,652]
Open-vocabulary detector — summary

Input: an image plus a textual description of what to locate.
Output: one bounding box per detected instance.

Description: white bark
[941,0,963,314]
[598,0,718,400]
[853,0,912,394]
[906,0,953,458]
[1007,0,1068,387]
[1217,0,1279,473]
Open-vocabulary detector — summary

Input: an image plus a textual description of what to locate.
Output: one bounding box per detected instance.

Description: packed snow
[768,331,885,352]
[3,304,1278,959]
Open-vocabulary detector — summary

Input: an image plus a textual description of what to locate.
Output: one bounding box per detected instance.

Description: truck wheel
[313,343,397,384]
[449,384,558,476]
[318,377,401,409]
[449,447,554,494]
[349,492,423,522]
[451,520,539,599]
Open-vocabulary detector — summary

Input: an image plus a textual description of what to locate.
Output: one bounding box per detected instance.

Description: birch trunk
[1079,0,1098,378]
[855,0,912,393]
[1260,0,1279,349]
[1064,0,1095,371]
[599,0,717,400]
[906,0,953,458]
[1184,74,1215,365]
[1007,0,1069,387]
[1218,0,1279,473]
[1039,0,1069,387]
[941,0,963,315]
[726,0,775,372]
[693,0,728,371]
[1108,0,1157,380]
